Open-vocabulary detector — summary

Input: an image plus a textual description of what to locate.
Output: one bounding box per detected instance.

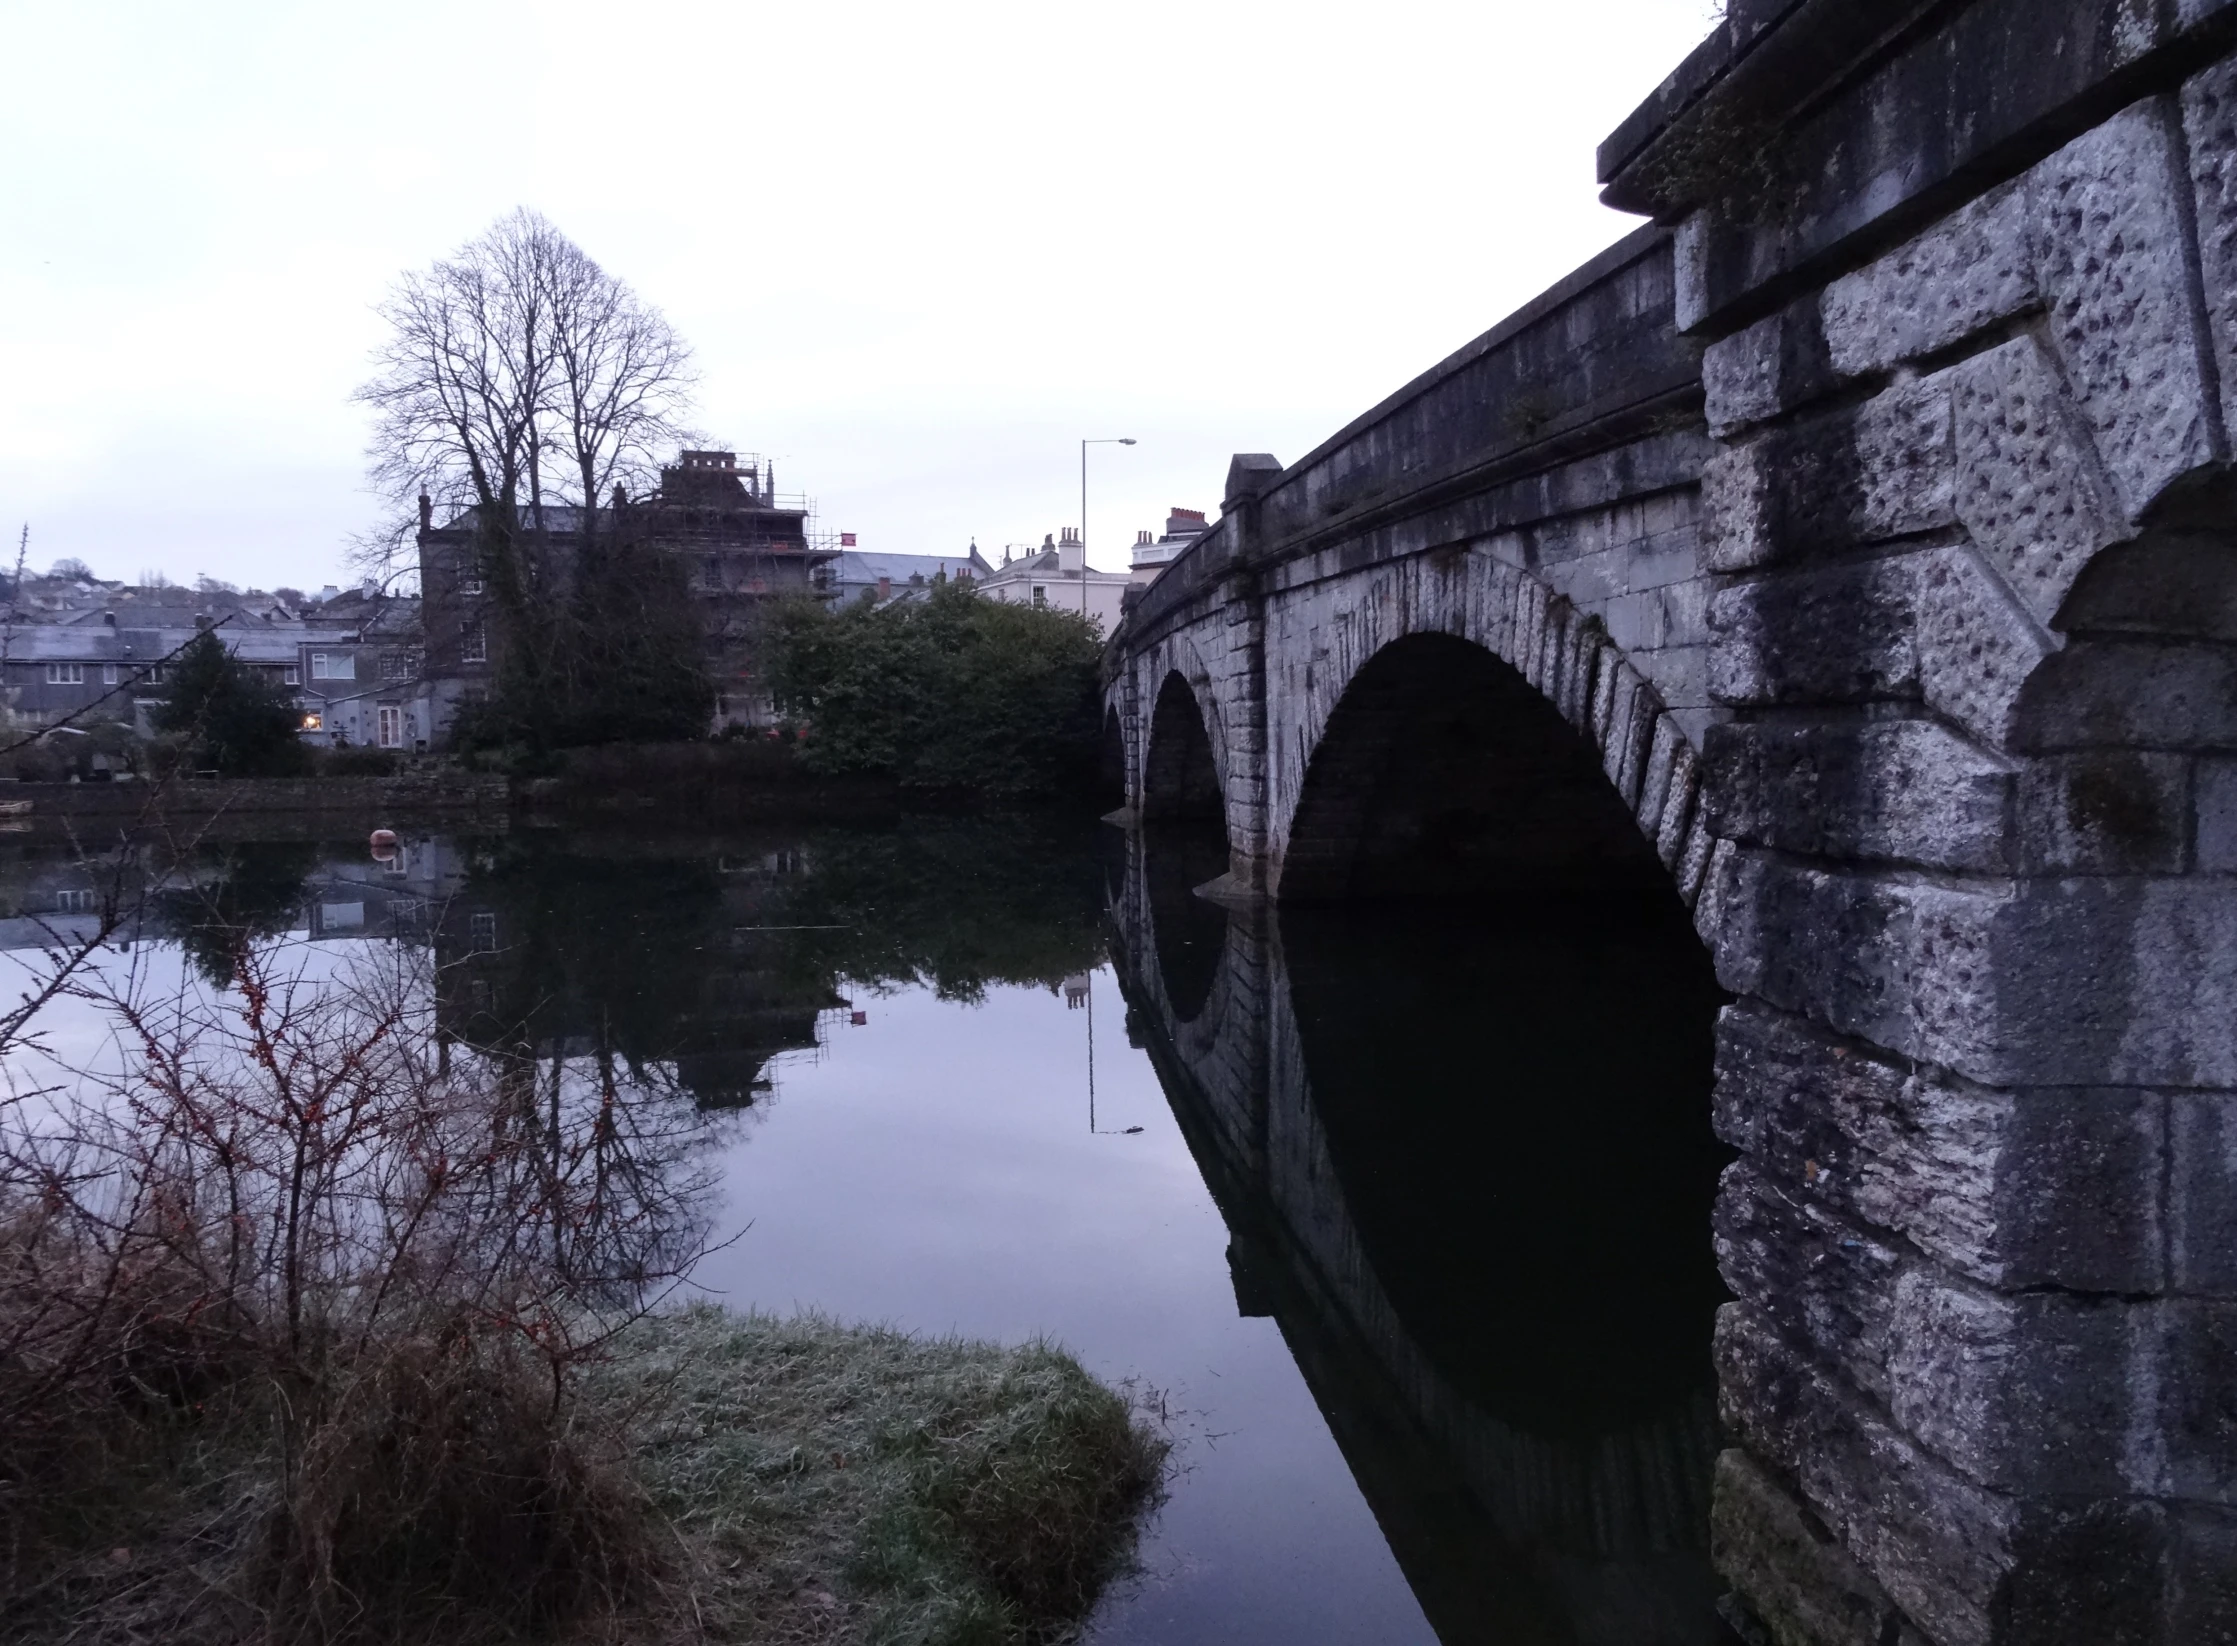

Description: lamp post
[1081,437,1137,618]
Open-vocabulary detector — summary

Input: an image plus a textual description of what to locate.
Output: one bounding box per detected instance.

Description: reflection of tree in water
[154,841,324,986]
[441,821,1110,1118]
[766,818,1108,1003]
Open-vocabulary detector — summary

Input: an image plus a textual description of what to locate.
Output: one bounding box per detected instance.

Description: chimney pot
[417,493,433,533]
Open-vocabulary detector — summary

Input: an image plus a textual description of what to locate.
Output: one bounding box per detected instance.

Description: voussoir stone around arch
[1261,546,1723,919]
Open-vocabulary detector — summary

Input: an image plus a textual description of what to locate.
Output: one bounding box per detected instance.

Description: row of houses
[3,452,1211,753]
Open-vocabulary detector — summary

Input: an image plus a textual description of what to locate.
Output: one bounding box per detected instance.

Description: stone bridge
[1103,4,2237,1641]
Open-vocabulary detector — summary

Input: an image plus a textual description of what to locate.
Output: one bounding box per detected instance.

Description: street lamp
[1081,437,1137,619]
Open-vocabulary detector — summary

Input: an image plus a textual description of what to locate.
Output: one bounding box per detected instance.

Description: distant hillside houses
[0,570,431,750]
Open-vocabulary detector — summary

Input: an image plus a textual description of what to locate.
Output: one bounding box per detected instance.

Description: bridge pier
[1108,5,2237,1637]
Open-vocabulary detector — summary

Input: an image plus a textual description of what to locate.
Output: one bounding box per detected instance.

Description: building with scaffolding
[416,449,842,741]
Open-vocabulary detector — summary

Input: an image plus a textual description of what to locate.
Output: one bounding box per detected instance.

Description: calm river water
[0,818,1736,1644]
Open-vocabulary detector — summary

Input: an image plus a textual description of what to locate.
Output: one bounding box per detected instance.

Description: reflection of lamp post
[1065,967,1143,1135]
[1081,437,1137,619]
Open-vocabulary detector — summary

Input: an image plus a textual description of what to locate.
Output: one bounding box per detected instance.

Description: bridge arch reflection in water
[1111,810,1734,1640]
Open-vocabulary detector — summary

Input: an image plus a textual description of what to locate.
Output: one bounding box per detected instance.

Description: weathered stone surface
[2173,1095,2237,1297]
[1715,1304,2009,1646]
[2018,751,2192,873]
[2184,56,2237,448]
[2156,1302,2237,1501]
[1717,1160,1904,1401]
[2029,98,2224,524]
[1711,1448,1907,1646]
[1705,718,2013,872]
[1715,1002,2168,1294]
[2192,755,2237,867]
[1704,297,1835,437]
[2015,638,2237,753]
[2171,1506,2237,1641]
[1915,544,2059,749]
[1887,1274,2137,1495]
[1709,556,1920,706]
[1951,337,2129,627]
[1821,181,2037,380]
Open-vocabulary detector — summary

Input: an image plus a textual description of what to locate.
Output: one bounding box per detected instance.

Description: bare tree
[352,208,697,587]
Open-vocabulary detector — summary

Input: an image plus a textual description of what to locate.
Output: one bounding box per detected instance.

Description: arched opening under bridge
[1280,633,1666,904]
[1141,672,1229,1022]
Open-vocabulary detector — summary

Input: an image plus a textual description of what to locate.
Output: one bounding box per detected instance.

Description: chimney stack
[418,493,433,533]
[1056,527,1084,574]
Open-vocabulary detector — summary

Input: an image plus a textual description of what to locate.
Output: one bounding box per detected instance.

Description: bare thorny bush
[0,880,720,1639]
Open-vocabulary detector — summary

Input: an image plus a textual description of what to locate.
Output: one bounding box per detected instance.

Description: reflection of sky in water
[690,968,1438,1646]
[0,924,1436,1644]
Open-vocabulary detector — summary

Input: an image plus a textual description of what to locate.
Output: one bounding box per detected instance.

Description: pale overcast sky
[0,0,1718,590]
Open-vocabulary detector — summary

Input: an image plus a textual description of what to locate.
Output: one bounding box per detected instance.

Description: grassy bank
[616,1308,1167,1644]
[0,1306,1168,1646]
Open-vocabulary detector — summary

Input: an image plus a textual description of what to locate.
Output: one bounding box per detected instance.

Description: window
[1031,586,1046,607]
[44,663,83,685]
[300,712,324,731]
[55,888,96,913]
[283,667,299,686]
[380,651,411,681]
[144,665,165,686]
[469,978,493,1011]
[101,664,117,686]
[310,652,355,681]
[377,705,403,748]
[470,911,498,953]
[460,569,485,595]
[460,623,487,664]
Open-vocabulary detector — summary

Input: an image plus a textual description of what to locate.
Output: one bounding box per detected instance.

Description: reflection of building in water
[429,841,843,1111]
[1111,838,1731,1645]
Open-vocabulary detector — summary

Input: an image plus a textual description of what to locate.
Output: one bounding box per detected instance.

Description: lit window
[300,712,323,731]
[461,623,487,664]
[470,911,498,953]
[44,663,84,685]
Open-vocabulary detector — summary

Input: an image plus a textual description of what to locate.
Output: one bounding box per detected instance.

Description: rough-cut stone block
[1638,714,1684,839]
[2197,757,2237,872]
[1711,1448,1908,1646]
[2155,1302,2237,1501]
[2172,1506,2237,1641]
[1702,441,1775,573]
[1658,742,1699,868]
[1887,1273,2137,1496]
[1988,878,2237,1089]
[2172,1096,2237,1297]
[2015,638,2237,753]
[1603,669,1652,805]
[1712,849,2006,1079]
[2017,751,2191,873]
[1717,1160,1904,1401]
[1822,180,2037,380]
[1704,718,2013,872]
[1715,1304,2010,1646]
[1709,556,1920,706]
[1715,1002,2168,1294]
[1705,297,1835,437]
[1916,544,2058,750]
[1950,336,2128,627]
[2029,99,2223,523]
[1677,801,1717,906]
[2185,57,2237,452]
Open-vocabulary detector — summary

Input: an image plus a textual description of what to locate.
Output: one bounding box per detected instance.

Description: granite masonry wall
[1106,3,2237,1638]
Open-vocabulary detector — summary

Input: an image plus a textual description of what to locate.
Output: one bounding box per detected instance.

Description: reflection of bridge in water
[1110,830,1732,1644]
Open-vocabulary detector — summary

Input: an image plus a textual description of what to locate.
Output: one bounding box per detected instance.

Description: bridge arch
[1266,548,1715,912]
[1142,668,1228,830]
